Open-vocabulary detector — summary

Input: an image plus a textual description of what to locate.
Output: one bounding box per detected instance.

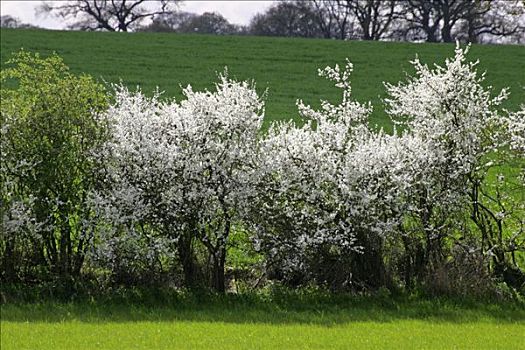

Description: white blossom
[93,72,265,287]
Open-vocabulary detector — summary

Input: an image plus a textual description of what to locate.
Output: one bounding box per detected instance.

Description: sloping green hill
[1,29,524,129]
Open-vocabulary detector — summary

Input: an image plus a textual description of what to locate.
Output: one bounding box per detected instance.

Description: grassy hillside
[1,29,524,129]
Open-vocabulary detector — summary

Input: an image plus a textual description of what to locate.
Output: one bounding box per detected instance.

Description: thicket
[1,46,524,298]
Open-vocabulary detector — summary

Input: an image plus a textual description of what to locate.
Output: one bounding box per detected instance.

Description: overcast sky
[0,1,275,29]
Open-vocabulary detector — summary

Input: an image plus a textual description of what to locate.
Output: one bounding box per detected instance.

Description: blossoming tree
[97,74,265,291]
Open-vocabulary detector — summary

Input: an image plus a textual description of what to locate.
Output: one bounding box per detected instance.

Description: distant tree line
[0,15,38,29]
[138,0,525,44]
[2,1,523,44]
[140,11,247,35]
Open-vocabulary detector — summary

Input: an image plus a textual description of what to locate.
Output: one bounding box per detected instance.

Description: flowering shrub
[95,73,264,291]
[251,43,523,290]
[505,106,525,155]
[1,51,108,283]
[250,60,434,288]
[385,43,523,288]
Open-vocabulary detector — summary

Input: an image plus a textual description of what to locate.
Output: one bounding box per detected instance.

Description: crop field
[1,29,524,130]
[2,293,525,350]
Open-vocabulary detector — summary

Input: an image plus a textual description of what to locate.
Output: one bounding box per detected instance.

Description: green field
[1,29,524,130]
[2,293,525,350]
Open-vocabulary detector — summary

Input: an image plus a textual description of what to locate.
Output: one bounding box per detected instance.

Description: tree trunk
[441,26,453,42]
[352,232,385,289]
[401,235,413,291]
[178,232,198,288]
[2,239,16,282]
[211,248,226,293]
[426,27,438,42]
[467,19,479,43]
[59,220,72,281]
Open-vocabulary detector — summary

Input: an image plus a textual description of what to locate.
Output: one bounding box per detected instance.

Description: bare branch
[38,0,180,32]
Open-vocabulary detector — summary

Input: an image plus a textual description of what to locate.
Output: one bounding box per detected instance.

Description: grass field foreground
[2,294,525,349]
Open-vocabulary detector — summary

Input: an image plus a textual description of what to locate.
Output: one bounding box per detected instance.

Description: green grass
[1,29,524,130]
[2,292,525,349]
[3,320,523,349]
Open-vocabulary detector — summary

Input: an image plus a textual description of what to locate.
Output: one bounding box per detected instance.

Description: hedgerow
[1,44,523,295]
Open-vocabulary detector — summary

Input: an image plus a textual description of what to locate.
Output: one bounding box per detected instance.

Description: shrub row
[1,46,524,295]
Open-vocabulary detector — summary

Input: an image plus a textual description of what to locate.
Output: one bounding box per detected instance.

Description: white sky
[0,1,275,29]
